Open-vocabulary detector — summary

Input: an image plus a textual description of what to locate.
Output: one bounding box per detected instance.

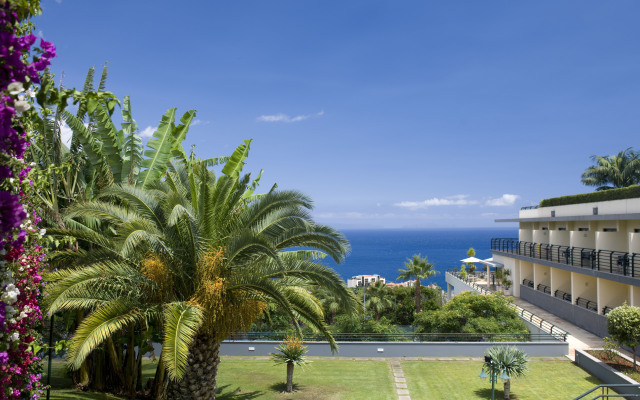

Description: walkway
[390,359,411,400]
[509,298,605,360]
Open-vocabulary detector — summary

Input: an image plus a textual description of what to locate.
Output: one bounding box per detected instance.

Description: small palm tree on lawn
[271,335,310,393]
[397,254,437,313]
[485,345,529,400]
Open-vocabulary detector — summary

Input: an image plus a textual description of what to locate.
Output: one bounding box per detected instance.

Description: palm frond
[162,302,204,382]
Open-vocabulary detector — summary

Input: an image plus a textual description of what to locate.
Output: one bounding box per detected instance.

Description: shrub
[539,185,640,207]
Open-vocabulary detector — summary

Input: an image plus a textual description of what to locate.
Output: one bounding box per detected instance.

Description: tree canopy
[414,292,528,334]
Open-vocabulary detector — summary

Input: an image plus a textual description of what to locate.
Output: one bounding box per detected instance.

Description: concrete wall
[520,285,609,337]
[519,198,640,219]
[220,340,568,357]
[598,278,630,311]
[574,349,640,396]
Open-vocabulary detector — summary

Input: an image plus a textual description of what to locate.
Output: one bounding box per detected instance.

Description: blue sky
[34,1,640,229]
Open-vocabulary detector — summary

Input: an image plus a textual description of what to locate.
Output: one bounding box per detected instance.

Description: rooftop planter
[539,186,640,208]
[575,348,640,397]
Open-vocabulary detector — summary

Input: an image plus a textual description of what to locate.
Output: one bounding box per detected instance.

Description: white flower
[1,284,20,304]
[5,305,16,316]
[40,228,46,236]
[9,332,19,342]
[15,99,31,113]
[25,87,36,98]
[7,82,24,95]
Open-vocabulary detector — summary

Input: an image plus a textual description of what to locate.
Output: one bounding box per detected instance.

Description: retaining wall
[220,340,568,357]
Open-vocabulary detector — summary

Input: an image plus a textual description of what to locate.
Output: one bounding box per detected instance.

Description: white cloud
[485,194,520,206]
[257,110,324,123]
[140,126,156,138]
[55,0,62,3]
[394,195,478,209]
[191,119,209,126]
[60,122,72,147]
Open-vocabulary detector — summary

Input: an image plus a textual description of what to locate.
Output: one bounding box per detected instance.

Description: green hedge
[540,186,640,207]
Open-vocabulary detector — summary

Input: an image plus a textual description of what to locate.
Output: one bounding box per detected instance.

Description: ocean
[322,228,519,289]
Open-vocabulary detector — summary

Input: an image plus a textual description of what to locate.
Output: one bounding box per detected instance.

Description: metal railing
[233,331,557,342]
[536,283,551,295]
[573,384,640,399]
[554,289,572,303]
[446,271,568,341]
[491,238,640,278]
[576,297,598,312]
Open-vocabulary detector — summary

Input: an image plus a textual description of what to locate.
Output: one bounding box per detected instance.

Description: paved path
[510,298,605,360]
[390,359,411,400]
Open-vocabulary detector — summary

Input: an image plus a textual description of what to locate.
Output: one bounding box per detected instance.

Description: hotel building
[491,195,640,338]
[347,274,386,288]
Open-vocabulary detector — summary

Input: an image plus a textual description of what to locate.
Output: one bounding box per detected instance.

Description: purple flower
[0,191,26,236]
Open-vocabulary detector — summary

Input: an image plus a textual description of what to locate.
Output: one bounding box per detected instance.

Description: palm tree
[270,335,309,393]
[484,346,529,400]
[365,281,394,321]
[45,156,357,399]
[581,148,640,191]
[397,254,438,313]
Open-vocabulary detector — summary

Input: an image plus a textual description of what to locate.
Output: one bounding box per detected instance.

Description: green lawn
[402,358,602,400]
[45,357,601,399]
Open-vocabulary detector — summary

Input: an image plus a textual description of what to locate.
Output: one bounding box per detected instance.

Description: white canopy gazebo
[459,257,504,285]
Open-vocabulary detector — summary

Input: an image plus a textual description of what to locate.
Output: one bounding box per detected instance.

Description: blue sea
[322,228,518,289]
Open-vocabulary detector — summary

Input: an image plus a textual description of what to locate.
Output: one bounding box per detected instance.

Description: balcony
[491,238,640,278]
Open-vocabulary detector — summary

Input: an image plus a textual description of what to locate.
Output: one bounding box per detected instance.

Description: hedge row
[540,186,640,207]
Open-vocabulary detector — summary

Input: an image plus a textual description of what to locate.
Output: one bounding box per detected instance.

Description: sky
[33,1,640,229]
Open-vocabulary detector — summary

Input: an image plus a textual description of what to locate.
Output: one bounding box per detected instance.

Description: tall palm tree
[45,157,357,399]
[397,254,437,313]
[581,148,640,191]
[485,345,529,400]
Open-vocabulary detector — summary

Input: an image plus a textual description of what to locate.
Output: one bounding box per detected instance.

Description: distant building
[347,274,386,288]
[386,280,415,288]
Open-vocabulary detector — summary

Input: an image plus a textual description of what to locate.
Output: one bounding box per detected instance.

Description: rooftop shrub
[539,185,640,208]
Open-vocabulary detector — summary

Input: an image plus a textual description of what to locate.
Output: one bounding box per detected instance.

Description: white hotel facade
[490,196,640,338]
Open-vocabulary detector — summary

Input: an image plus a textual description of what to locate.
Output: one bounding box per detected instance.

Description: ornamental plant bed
[586,349,640,383]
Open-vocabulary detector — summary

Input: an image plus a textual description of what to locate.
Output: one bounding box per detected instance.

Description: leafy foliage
[581,147,640,191]
[414,292,528,334]
[607,303,640,368]
[539,185,640,207]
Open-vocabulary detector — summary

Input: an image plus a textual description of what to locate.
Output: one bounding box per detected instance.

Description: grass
[216,358,395,399]
[45,357,602,399]
[402,358,602,400]
[45,357,396,400]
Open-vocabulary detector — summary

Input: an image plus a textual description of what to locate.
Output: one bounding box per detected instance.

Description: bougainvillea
[0,1,55,399]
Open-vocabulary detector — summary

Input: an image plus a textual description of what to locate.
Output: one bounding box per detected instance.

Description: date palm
[46,155,356,399]
[397,254,437,313]
[581,147,640,191]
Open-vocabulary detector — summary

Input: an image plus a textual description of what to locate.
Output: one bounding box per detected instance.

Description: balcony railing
[491,238,640,278]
